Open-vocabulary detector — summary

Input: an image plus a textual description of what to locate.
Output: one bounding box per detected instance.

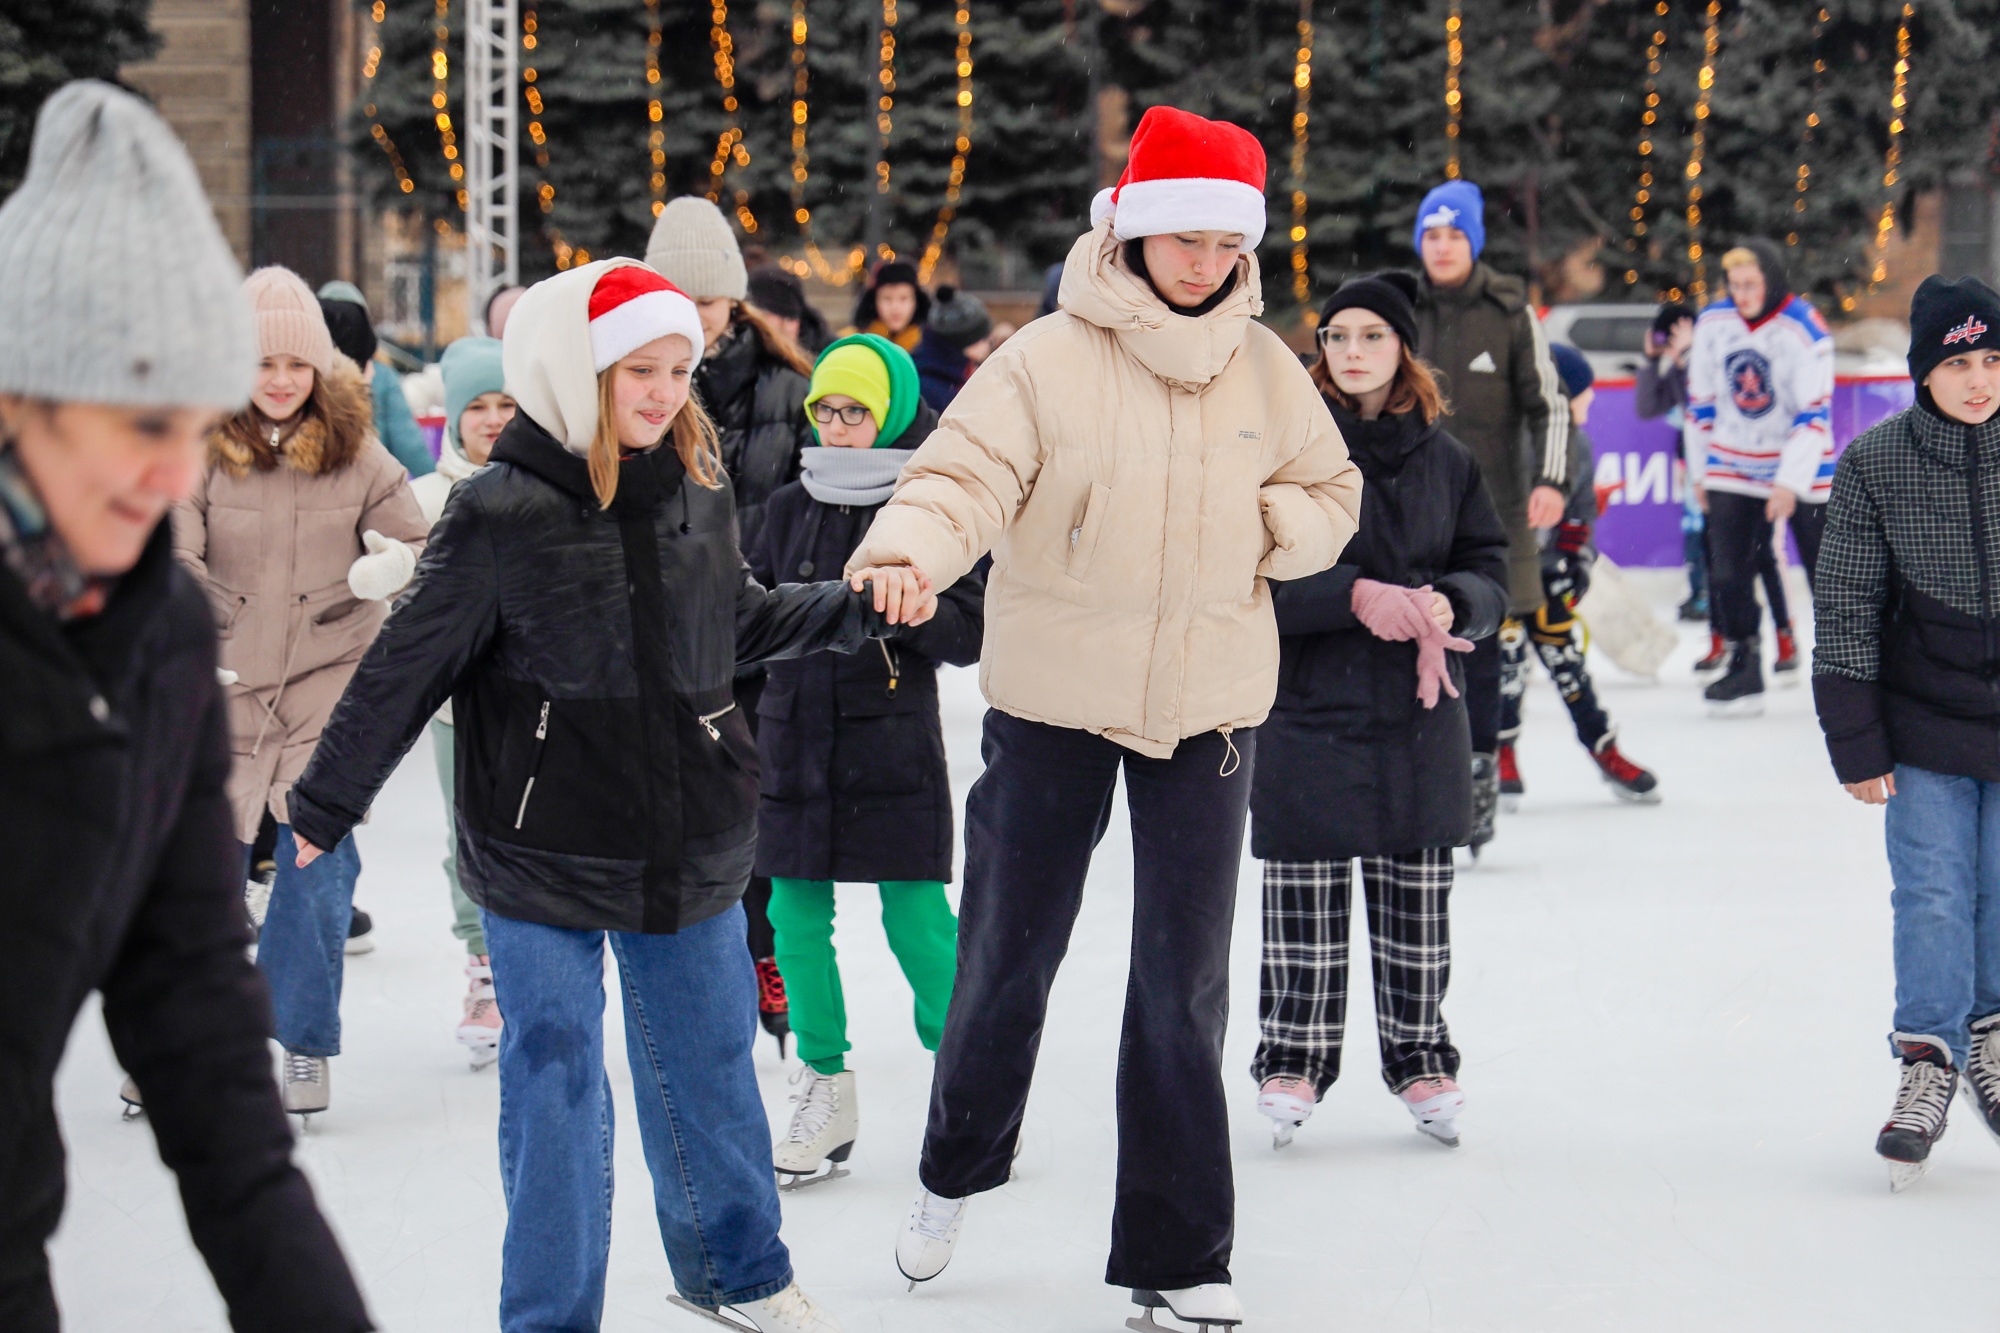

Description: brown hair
[733,300,816,377]
[586,366,724,509]
[1309,341,1451,424]
[208,354,372,478]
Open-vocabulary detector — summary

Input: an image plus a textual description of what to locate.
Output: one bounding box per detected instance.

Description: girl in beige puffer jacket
[171,265,426,1116]
[857,108,1362,1325]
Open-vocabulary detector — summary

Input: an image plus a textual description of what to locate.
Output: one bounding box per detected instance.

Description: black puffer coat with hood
[694,309,816,560]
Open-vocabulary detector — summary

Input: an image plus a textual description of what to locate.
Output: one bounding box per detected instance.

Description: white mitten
[347,529,417,602]
[216,668,240,687]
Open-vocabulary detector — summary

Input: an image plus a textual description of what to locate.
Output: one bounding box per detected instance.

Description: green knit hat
[441,336,506,450]
[805,333,921,448]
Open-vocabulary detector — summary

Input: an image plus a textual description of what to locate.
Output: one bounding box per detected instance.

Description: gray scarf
[799,445,914,507]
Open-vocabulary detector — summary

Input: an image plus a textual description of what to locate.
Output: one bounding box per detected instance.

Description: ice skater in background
[1496,344,1661,806]
[1249,272,1507,1152]
[748,335,983,1190]
[1814,274,2000,1193]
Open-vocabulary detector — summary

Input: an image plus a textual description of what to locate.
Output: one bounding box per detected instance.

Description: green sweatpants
[431,719,486,956]
[767,878,958,1075]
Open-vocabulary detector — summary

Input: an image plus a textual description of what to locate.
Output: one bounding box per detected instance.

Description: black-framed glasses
[811,402,873,427]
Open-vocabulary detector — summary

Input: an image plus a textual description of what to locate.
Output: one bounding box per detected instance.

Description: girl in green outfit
[746,334,986,1187]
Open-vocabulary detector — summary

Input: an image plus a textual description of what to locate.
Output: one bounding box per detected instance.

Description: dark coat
[912,328,972,412]
[748,477,985,883]
[289,414,885,935]
[694,318,815,560]
[0,525,369,1332]
[1814,405,2000,783]
[1251,406,1511,860]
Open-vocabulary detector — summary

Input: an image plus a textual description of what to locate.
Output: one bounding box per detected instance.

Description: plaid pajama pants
[1253,850,1460,1096]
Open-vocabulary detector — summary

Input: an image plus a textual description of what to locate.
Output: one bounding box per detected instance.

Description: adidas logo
[1944,315,1989,347]
[1468,350,1498,373]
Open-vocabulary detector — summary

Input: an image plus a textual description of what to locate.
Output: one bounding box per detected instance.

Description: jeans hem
[674,1270,795,1309]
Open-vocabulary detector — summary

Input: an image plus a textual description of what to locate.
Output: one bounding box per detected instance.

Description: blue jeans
[1884,764,2000,1069]
[256,824,361,1056]
[482,905,792,1332]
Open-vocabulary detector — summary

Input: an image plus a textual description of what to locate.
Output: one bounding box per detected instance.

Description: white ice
[49,572,2000,1331]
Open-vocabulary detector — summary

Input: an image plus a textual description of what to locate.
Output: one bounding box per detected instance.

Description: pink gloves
[1350,578,1476,710]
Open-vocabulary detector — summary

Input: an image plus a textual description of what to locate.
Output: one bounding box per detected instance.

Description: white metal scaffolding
[464,0,518,334]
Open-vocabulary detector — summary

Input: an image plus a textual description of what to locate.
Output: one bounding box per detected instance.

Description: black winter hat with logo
[1909,273,2000,391]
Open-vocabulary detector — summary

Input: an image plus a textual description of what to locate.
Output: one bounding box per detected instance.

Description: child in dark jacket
[748,333,986,1189]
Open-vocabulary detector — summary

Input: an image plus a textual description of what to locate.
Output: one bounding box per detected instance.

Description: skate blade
[1127,1306,1242,1333]
[1773,672,1802,689]
[1705,697,1764,718]
[776,1161,850,1192]
[1271,1121,1295,1150]
[666,1294,759,1331]
[1607,783,1663,805]
[466,1046,499,1071]
[1416,1120,1462,1148]
[120,1102,145,1122]
[1887,1158,1930,1193]
[1960,1084,2000,1146]
[1499,794,1521,814]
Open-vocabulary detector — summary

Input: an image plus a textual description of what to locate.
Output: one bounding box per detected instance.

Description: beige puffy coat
[172,359,428,840]
[847,224,1363,757]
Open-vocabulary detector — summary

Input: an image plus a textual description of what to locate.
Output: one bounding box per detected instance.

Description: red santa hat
[588,265,705,373]
[1089,106,1268,248]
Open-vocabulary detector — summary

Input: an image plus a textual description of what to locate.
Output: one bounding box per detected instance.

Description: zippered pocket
[513,700,551,830]
[697,701,737,741]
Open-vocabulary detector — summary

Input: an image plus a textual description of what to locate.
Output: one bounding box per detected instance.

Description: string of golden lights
[916,1,975,284]
[1869,3,1913,291]
[645,0,665,216]
[1622,0,1667,289]
[361,1,416,196]
[1683,0,1720,305]
[1444,1,1463,179]
[784,0,866,286]
[704,0,760,233]
[432,0,466,210]
[1288,1,1314,308]
[875,0,899,261]
[1788,7,1829,247]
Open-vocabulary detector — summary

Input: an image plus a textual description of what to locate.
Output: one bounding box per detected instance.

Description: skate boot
[667,1280,845,1332]
[1399,1075,1465,1147]
[1127,1284,1243,1332]
[895,1187,968,1288]
[1962,1013,2000,1146]
[344,906,376,956]
[755,957,792,1059]
[1676,592,1709,623]
[119,1076,144,1121]
[1878,1037,1956,1192]
[1692,630,1728,675]
[244,859,275,940]
[774,1067,857,1190]
[1497,743,1524,812]
[1771,627,1801,685]
[1256,1074,1315,1149]
[1703,636,1764,716]
[1467,752,1498,860]
[1591,736,1661,803]
[457,954,502,1069]
[282,1049,330,1119]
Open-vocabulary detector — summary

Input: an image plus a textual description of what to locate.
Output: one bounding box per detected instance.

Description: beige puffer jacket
[172,358,429,840]
[847,223,1363,757]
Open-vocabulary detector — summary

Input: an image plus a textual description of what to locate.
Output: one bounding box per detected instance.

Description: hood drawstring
[1218,725,1241,778]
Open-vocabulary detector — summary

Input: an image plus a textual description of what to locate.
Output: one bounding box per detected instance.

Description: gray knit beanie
[0,81,254,409]
[644,196,748,301]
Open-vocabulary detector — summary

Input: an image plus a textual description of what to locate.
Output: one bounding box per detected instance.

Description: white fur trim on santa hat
[590,287,705,373]
[1097,176,1267,247]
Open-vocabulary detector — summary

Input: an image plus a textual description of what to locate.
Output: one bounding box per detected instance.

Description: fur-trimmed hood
[208,353,375,478]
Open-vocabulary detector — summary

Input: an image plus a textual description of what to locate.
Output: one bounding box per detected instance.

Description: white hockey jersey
[1683,294,1835,502]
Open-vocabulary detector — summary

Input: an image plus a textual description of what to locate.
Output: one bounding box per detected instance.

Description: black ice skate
[1963,1013,2000,1146]
[1703,636,1764,717]
[1591,736,1661,803]
[755,957,791,1059]
[1878,1038,1957,1192]
[1128,1284,1243,1333]
[1467,752,1498,860]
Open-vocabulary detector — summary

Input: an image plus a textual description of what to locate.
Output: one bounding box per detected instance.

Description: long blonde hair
[586,366,724,509]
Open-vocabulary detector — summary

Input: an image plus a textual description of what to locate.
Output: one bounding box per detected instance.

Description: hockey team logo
[1944,315,1989,347]
[1724,349,1776,419]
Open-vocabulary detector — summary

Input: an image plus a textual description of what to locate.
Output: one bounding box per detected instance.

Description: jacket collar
[1329,403,1438,476]
[490,412,688,513]
[1055,221,1260,391]
[1421,261,1527,315]
[1908,403,2000,472]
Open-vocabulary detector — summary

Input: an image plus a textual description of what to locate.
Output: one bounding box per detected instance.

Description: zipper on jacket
[513,701,551,830]
[698,701,737,741]
[879,639,901,699]
[1968,431,1998,709]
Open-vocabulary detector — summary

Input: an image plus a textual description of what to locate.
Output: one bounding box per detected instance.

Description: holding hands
[850,565,938,626]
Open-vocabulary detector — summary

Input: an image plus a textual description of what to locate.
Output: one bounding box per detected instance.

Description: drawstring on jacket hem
[1218,725,1241,778]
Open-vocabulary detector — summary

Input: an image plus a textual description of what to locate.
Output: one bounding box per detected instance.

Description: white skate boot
[666,1280,845,1332]
[282,1049,330,1119]
[1127,1283,1244,1332]
[894,1187,968,1289]
[1399,1075,1464,1147]
[1256,1074,1315,1149]
[457,954,502,1069]
[774,1068,856,1190]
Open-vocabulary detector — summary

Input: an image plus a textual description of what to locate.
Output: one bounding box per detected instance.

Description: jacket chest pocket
[1067,483,1112,581]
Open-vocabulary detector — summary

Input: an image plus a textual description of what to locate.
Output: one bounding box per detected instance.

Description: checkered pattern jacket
[1812,405,2000,782]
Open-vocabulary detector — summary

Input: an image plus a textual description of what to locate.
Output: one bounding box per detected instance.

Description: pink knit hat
[244,266,335,376]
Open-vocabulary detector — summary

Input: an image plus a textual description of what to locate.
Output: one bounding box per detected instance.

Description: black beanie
[1651,302,1695,337]
[1908,273,2000,389]
[319,297,377,367]
[1317,271,1420,350]
[745,267,806,322]
[928,285,993,351]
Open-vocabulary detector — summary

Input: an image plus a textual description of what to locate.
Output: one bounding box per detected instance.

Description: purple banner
[1588,376,1916,567]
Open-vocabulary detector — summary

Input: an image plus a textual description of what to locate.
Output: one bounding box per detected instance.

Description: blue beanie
[1413,180,1486,260]
[1550,343,1594,400]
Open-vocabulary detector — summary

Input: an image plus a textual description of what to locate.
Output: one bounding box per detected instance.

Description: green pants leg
[768,878,846,1074]
[876,880,959,1053]
[430,719,486,956]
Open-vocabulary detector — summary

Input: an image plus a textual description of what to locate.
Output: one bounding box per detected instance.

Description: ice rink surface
[48,573,2000,1331]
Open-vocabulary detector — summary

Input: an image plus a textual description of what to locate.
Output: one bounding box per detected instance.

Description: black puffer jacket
[289,415,884,935]
[0,524,369,1332]
[1814,405,2000,783]
[695,316,815,560]
[1251,406,1510,860]
[749,480,985,883]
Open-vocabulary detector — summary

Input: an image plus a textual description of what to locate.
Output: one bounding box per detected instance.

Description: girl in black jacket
[288,261,928,1333]
[1250,273,1509,1152]
[748,335,984,1189]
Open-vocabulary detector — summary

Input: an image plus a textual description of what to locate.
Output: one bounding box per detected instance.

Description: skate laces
[785,1068,840,1144]
[1968,1025,2000,1102]
[1596,744,1646,782]
[756,958,789,1012]
[910,1190,964,1241]
[1401,1076,1458,1103]
[1887,1058,1954,1133]
[752,1282,819,1323]
[284,1051,322,1085]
